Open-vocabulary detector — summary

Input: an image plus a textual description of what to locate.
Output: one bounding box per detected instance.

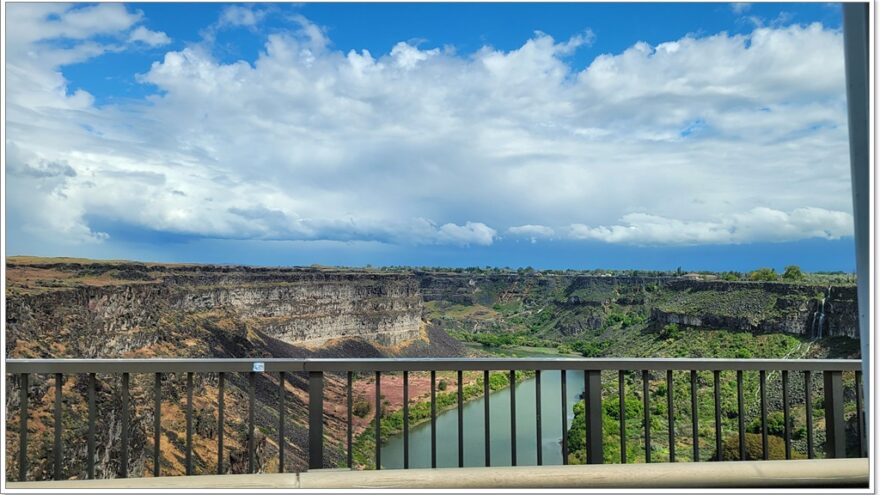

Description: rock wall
[5,264,861,361]
[414,272,859,340]
[6,268,423,357]
[651,280,858,339]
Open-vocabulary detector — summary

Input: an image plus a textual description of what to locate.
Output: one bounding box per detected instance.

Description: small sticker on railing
[253,362,265,372]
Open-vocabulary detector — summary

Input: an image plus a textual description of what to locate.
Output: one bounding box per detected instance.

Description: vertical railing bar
[619,370,626,464]
[19,373,28,482]
[153,372,160,478]
[347,371,353,469]
[308,371,324,470]
[510,370,516,467]
[218,372,225,475]
[585,370,603,464]
[782,370,791,460]
[759,370,768,460]
[484,370,491,467]
[402,371,409,470]
[457,370,464,468]
[713,370,721,461]
[375,371,381,470]
[642,370,650,463]
[278,371,285,473]
[535,370,542,466]
[856,371,865,457]
[121,372,129,478]
[248,371,255,474]
[805,370,814,459]
[691,370,699,462]
[88,373,96,479]
[54,372,62,481]
[431,370,437,469]
[186,371,193,475]
[737,370,745,461]
[667,370,675,463]
[823,370,845,459]
[561,369,568,465]
[584,369,589,463]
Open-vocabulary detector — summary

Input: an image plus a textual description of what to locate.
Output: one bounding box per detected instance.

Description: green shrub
[749,268,778,282]
[353,398,371,418]
[782,265,804,281]
[714,433,802,460]
[748,411,790,436]
[438,379,448,391]
[660,323,682,340]
[735,348,753,358]
[572,339,608,357]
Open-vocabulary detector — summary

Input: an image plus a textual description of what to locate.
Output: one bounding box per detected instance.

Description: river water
[380,369,585,469]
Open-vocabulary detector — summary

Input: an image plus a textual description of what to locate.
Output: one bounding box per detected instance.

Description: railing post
[586,370,603,464]
[121,372,129,478]
[19,373,28,482]
[308,371,324,470]
[54,373,62,480]
[823,370,845,458]
[186,372,193,475]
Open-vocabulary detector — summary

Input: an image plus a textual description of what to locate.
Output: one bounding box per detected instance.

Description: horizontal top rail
[5,357,862,374]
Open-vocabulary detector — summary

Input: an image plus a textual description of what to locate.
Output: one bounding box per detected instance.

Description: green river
[380,347,585,468]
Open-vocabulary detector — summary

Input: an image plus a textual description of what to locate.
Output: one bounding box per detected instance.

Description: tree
[782,265,805,281]
[749,267,778,282]
[660,323,682,340]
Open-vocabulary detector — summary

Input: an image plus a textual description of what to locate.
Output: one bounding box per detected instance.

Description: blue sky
[5,3,856,271]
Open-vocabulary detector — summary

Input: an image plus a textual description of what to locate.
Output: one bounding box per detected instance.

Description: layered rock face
[6,266,423,358]
[5,264,432,481]
[649,280,858,339]
[414,271,859,340]
[6,264,860,359]
[170,277,422,346]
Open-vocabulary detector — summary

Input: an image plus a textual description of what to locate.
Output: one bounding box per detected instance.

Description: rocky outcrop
[651,282,858,339]
[6,268,423,358]
[415,271,859,340]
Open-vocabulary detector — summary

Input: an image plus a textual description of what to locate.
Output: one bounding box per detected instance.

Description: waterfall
[811,311,819,339]
[811,286,832,340]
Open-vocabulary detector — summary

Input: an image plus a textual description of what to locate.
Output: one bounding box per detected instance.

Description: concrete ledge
[300,459,869,489]
[6,459,868,490]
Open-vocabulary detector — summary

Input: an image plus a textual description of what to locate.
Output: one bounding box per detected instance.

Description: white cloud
[569,207,853,246]
[4,7,853,251]
[218,5,267,29]
[436,222,498,246]
[508,225,555,243]
[128,26,171,47]
[731,3,752,14]
[391,42,440,69]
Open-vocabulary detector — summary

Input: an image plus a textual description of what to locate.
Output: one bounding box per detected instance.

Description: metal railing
[5,358,867,482]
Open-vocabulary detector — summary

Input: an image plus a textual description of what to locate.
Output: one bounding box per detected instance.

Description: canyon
[4,259,860,480]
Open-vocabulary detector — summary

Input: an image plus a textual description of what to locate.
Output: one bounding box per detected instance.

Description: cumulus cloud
[128,26,171,47]
[4,6,853,252]
[221,5,269,28]
[569,207,853,246]
[436,222,497,246]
